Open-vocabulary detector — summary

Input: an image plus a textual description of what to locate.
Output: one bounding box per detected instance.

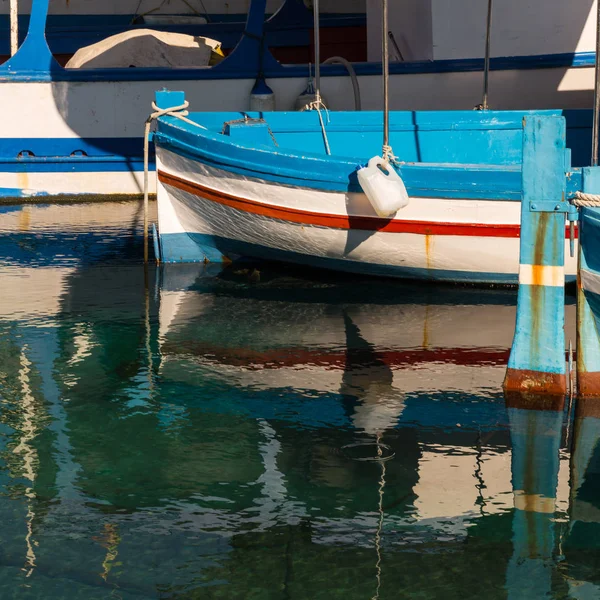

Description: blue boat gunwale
[1,51,598,84]
[154,109,571,200]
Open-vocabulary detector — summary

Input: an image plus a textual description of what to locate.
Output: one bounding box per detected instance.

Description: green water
[0,202,598,599]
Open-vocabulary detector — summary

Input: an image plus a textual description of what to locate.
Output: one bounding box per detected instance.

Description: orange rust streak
[529,264,549,287]
[577,373,600,399]
[424,234,433,270]
[529,214,550,365]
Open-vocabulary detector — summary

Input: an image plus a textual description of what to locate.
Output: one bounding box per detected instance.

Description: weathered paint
[504,115,567,396]
[9,0,18,57]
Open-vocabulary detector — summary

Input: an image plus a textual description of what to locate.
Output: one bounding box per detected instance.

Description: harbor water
[0,201,598,599]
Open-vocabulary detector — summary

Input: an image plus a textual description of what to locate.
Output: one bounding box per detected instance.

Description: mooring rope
[381,0,397,166]
[382,144,399,165]
[302,98,331,155]
[143,101,207,263]
[571,191,600,207]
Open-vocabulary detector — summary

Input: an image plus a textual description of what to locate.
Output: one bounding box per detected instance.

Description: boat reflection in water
[0,209,595,598]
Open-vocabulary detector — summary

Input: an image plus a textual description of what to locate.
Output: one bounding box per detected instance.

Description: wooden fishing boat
[152,89,584,283]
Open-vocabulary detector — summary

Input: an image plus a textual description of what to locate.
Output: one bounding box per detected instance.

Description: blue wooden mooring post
[504,116,568,397]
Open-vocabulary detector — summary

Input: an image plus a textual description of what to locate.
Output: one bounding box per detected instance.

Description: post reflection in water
[1,201,600,598]
[505,394,565,600]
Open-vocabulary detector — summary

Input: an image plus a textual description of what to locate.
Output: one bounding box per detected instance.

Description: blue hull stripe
[155,108,590,198]
[1,50,598,83]
[156,134,525,199]
[0,137,151,173]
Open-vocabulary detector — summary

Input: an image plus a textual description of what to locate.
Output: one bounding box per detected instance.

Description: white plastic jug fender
[357,156,410,218]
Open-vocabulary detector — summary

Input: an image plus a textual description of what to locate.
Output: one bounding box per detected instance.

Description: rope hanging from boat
[143,101,207,263]
[382,144,398,164]
[381,0,396,165]
[302,0,332,155]
[571,191,600,207]
[303,99,331,155]
[481,0,493,110]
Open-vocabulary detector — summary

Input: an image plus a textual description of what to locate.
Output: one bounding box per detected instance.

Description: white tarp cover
[66,29,223,69]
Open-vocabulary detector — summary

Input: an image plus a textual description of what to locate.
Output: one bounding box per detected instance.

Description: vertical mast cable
[313,0,321,102]
[382,0,390,154]
[10,0,18,56]
[593,0,600,165]
[482,0,492,110]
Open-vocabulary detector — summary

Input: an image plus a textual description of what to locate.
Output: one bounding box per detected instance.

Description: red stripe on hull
[159,170,577,239]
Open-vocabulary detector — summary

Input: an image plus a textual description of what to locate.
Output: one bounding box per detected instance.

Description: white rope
[572,191,600,207]
[143,100,207,263]
[382,144,398,165]
[302,97,331,156]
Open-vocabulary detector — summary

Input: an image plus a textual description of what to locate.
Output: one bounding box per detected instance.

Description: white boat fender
[250,77,276,112]
[357,157,410,218]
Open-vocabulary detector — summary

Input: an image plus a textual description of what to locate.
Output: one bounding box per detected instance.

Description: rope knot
[300,95,331,156]
[382,144,398,165]
[572,191,600,207]
[149,100,191,123]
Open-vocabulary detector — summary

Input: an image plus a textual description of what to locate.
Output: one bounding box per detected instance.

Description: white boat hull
[156,147,578,283]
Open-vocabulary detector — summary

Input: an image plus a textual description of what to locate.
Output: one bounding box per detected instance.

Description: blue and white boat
[152,88,589,283]
[1,0,599,200]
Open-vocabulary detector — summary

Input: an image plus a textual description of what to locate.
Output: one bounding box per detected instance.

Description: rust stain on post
[504,369,566,398]
[577,373,600,398]
[528,213,551,372]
